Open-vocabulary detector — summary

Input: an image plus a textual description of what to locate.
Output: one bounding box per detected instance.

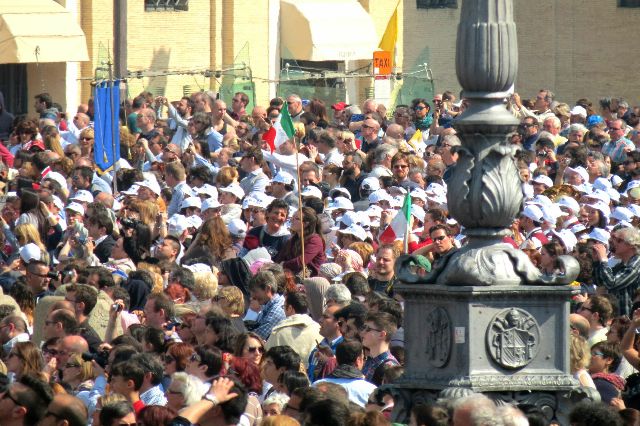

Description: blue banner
[93,80,121,173]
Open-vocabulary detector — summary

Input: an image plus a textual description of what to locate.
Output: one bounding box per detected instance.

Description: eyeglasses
[363,325,382,333]
[163,354,175,363]
[414,105,427,111]
[520,123,535,128]
[80,137,93,141]
[247,346,264,354]
[591,351,605,358]
[393,164,408,169]
[189,353,202,363]
[432,235,447,242]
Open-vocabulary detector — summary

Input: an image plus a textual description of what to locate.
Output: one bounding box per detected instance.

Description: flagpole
[404,192,411,254]
[294,132,306,277]
[107,59,118,194]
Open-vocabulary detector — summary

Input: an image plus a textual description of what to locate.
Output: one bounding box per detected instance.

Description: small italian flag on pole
[262,105,296,153]
[379,192,412,252]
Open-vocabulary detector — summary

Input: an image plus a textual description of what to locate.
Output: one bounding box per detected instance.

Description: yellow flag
[407,129,422,151]
[379,6,398,53]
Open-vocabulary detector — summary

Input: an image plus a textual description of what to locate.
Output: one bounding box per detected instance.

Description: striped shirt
[593,255,640,317]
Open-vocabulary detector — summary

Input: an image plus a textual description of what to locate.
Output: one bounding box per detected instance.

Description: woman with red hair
[229,357,263,426]
[163,342,195,376]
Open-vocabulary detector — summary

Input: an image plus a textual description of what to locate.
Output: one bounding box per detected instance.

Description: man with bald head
[40,393,88,426]
[56,335,89,372]
[360,117,382,153]
[385,123,405,140]
[62,112,91,146]
[251,105,268,136]
[0,315,29,353]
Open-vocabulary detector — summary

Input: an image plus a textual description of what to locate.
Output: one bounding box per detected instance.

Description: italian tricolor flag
[379,192,412,252]
[262,106,296,153]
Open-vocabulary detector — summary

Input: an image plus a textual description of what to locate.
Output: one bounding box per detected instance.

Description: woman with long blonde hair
[182,216,234,268]
[41,125,65,157]
[78,127,95,158]
[6,341,45,381]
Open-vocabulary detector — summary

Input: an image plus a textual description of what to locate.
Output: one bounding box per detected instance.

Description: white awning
[0,0,89,64]
[280,0,378,62]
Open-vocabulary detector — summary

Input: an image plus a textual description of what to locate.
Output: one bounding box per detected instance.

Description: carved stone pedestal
[390,284,595,424]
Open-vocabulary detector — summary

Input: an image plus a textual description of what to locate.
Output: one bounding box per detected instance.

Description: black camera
[81,350,110,368]
[121,218,140,230]
[46,271,59,280]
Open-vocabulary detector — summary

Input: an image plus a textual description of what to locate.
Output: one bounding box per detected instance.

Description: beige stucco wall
[402,0,640,105]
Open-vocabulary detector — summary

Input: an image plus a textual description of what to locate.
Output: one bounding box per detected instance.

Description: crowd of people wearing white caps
[0,87,639,425]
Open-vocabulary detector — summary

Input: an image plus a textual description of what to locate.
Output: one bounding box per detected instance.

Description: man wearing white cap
[531,175,553,196]
[269,171,298,209]
[136,179,162,202]
[569,105,587,125]
[219,184,245,205]
[519,205,549,249]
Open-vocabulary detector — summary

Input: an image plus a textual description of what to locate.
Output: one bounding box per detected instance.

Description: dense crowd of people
[0,86,639,425]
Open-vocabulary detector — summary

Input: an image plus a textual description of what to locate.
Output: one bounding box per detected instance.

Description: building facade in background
[1,0,639,117]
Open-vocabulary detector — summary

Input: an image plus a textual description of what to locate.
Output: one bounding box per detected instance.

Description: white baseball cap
[565,166,589,183]
[586,201,611,218]
[330,187,351,200]
[532,175,553,188]
[570,105,587,117]
[186,215,203,229]
[70,190,94,203]
[556,196,580,216]
[219,184,245,201]
[338,224,367,241]
[326,197,354,211]
[202,198,222,212]
[168,214,189,236]
[360,177,381,192]
[44,171,68,191]
[195,184,218,199]
[301,186,323,199]
[587,228,610,245]
[272,171,295,185]
[19,243,42,264]
[411,204,426,222]
[228,218,247,238]
[369,190,393,204]
[135,179,161,196]
[611,206,634,223]
[521,205,544,222]
[65,202,85,216]
[180,197,202,210]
